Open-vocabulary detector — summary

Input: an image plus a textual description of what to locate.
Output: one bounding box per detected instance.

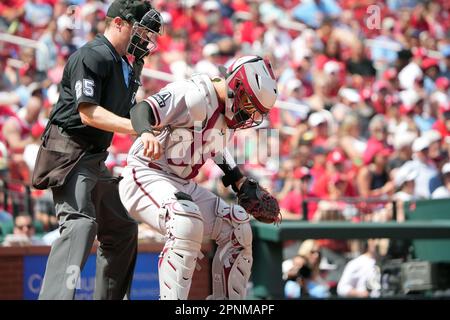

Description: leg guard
[158,194,204,300]
[209,202,253,300]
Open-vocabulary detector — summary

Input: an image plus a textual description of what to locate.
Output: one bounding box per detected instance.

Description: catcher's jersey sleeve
[143,78,207,129]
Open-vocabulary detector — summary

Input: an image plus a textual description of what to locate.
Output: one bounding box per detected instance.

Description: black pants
[38,152,138,300]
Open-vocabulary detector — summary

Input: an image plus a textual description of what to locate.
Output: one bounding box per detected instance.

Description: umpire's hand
[141,132,162,160]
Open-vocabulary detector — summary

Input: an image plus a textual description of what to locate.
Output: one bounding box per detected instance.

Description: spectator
[432,102,450,139]
[2,213,44,246]
[363,115,391,166]
[279,57,314,97]
[424,130,445,167]
[338,113,366,166]
[308,111,333,148]
[322,60,344,97]
[279,85,309,129]
[313,149,356,198]
[36,20,58,72]
[331,88,361,124]
[290,30,321,72]
[219,0,234,19]
[430,77,449,110]
[55,14,77,57]
[2,95,42,182]
[389,163,420,223]
[326,173,352,201]
[0,140,8,178]
[23,119,46,173]
[370,17,403,67]
[23,0,53,36]
[233,2,265,45]
[394,163,419,202]
[402,136,440,198]
[389,130,417,170]
[307,75,336,111]
[262,13,291,61]
[0,199,13,223]
[316,36,344,71]
[337,239,381,298]
[280,167,318,221]
[346,41,376,79]
[202,0,233,44]
[394,100,420,138]
[398,47,426,90]
[371,80,393,115]
[407,92,435,133]
[283,254,307,281]
[383,68,400,91]
[357,146,394,198]
[73,2,101,48]
[385,93,402,136]
[439,45,450,79]
[309,146,327,188]
[431,163,450,199]
[34,189,57,233]
[194,43,221,78]
[0,0,25,31]
[422,58,440,94]
[297,240,331,298]
[292,0,342,29]
[0,51,15,91]
[284,254,307,298]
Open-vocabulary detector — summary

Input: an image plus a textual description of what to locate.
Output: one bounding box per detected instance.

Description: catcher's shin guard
[158,197,204,300]
[209,202,253,300]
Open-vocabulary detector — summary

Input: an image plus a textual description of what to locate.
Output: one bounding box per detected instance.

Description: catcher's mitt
[237,178,282,224]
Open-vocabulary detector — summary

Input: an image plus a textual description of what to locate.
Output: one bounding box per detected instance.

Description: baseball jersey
[127,74,234,180]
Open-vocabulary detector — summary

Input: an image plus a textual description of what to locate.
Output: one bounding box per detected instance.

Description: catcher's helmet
[223,56,278,129]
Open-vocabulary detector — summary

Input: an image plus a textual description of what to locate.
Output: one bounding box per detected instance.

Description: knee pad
[158,194,204,300]
[209,203,253,300]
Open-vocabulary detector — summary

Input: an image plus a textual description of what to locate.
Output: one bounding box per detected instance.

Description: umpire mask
[127,9,163,60]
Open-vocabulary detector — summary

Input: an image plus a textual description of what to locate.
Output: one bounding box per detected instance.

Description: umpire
[33,0,162,299]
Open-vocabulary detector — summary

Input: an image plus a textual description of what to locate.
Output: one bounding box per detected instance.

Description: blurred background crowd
[0,0,450,298]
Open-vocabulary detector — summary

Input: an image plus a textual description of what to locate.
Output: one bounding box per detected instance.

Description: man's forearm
[79,103,135,135]
[130,100,156,135]
[215,149,245,192]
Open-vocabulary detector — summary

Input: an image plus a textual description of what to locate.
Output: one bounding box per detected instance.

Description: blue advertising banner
[23,252,160,300]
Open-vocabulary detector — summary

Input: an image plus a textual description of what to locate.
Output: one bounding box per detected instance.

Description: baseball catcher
[119,55,280,300]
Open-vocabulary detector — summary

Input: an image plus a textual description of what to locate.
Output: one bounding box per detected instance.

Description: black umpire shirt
[50,34,139,150]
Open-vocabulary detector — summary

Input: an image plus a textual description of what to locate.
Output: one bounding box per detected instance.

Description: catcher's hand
[237,178,281,224]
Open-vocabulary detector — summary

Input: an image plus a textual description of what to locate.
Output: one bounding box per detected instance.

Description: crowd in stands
[0,0,450,297]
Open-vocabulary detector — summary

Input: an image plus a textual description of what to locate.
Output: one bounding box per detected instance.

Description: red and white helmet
[223,56,278,129]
